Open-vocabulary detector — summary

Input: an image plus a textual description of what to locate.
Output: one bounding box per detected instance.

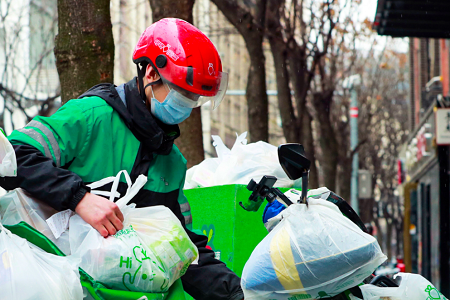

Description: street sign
[350,107,359,118]
[436,108,450,145]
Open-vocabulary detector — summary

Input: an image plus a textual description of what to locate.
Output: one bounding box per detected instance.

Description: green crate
[184,184,297,299]
[185,184,269,278]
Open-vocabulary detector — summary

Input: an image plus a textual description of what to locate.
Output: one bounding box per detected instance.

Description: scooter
[240,143,398,299]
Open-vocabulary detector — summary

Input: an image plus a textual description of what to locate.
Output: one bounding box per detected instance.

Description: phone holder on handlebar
[240,144,311,211]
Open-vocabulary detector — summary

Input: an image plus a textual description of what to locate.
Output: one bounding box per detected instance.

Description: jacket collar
[78,78,179,155]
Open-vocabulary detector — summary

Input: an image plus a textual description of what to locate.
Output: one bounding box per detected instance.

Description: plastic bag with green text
[360,273,448,300]
[69,170,198,293]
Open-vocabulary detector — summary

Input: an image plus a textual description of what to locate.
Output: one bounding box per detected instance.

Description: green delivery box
[184,184,268,277]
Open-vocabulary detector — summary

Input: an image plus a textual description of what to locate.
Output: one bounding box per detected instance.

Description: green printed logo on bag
[425,285,445,300]
[119,244,168,291]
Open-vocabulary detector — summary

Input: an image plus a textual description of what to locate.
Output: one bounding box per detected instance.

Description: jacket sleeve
[0,100,93,211]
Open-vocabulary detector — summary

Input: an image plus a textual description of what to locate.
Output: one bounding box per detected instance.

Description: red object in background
[397,160,402,185]
[397,257,406,272]
[441,40,449,97]
[350,107,359,118]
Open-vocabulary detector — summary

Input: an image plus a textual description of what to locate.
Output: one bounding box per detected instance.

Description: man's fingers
[109,213,124,232]
[103,220,117,237]
[98,225,109,238]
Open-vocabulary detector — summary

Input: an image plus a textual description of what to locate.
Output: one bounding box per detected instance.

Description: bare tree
[54,0,114,104]
[0,0,60,132]
[210,0,269,143]
[265,0,360,189]
[356,45,409,256]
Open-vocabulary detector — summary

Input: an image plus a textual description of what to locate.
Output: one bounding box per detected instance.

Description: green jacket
[4,80,192,228]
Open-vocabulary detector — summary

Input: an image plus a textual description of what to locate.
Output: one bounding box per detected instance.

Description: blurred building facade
[0,0,59,134]
[375,0,450,295]
[110,0,285,159]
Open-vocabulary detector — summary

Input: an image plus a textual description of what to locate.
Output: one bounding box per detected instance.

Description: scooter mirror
[278,144,311,180]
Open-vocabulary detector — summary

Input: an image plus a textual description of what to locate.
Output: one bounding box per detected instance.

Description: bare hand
[75,192,124,237]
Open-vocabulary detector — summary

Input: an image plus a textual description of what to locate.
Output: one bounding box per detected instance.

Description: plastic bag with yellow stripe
[241,199,386,300]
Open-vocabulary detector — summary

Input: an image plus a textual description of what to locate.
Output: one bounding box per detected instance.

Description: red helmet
[133,18,228,109]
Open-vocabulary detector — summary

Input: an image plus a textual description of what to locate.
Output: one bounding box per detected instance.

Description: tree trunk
[359,197,375,224]
[54,0,114,104]
[246,42,269,142]
[302,111,319,188]
[149,0,194,22]
[210,0,269,143]
[373,217,384,254]
[286,44,319,187]
[177,107,204,168]
[267,34,297,143]
[337,155,352,202]
[386,220,393,259]
[148,0,204,168]
[313,92,339,191]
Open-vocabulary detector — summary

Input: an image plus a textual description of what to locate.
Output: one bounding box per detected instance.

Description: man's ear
[145,64,160,83]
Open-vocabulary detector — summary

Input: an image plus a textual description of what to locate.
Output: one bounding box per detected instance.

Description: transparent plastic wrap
[0,130,16,177]
[185,132,299,189]
[242,199,387,299]
[0,188,71,254]
[0,223,83,300]
[360,273,448,300]
[69,171,198,293]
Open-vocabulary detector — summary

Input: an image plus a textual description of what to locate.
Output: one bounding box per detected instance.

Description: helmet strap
[144,79,162,91]
[145,79,162,100]
[136,63,147,101]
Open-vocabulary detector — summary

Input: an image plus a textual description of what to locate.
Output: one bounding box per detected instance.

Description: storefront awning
[374,0,450,38]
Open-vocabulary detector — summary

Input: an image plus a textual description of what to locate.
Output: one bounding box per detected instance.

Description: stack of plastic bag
[241,199,387,300]
[69,170,198,293]
[185,132,299,189]
[360,273,447,300]
[0,128,16,177]
[0,188,71,254]
[0,222,83,300]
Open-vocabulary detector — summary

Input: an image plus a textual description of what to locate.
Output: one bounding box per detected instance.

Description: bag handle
[115,174,147,209]
[85,170,147,210]
[87,176,121,199]
[109,170,132,202]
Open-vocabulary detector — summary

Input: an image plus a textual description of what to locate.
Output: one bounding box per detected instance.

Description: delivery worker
[0,18,243,300]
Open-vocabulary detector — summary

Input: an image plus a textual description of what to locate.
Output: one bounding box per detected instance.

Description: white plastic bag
[0,223,83,300]
[70,170,198,293]
[360,273,447,300]
[264,187,332,232]
[0,188,71,254]
[0,131,16,177]
[185,132,298,189]
[242,199,387,299]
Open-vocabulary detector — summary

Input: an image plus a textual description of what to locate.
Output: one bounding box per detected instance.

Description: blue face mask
[150,89,194,125]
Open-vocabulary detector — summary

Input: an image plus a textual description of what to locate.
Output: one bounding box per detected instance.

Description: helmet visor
[195,72,228,110]
[160,68,228,110]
